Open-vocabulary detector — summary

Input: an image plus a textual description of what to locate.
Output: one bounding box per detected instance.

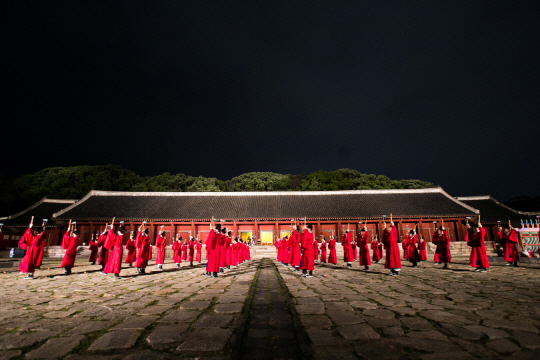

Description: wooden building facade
[52,188,479,246]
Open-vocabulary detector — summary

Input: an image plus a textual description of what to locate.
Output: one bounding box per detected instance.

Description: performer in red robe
[124,232,137,266]
[432,222,441,264]
[417,236,428,261]
[466,221,489,272]
[371,235,381,263]
[290,226,302,271]
[97,229,110,272]
[60,222,80,275]
[245,241,251,260]
[383,218,401,276]
[188,236,195,266]
[319,238,327,263]
[404,229,420,267]
[181,239,188,262]
[313,239,319,262]
[172,237,182,267]
[19,220,46,279]
[206,223,221,277]
[402,233,409,260]
[351,240,358,261]
[195,239,202,263]
[283,236,291,266]
[300,225,315,277]
[357,226,371,270]
[327,236,337,265]
[88,232,99,265]
[36,240,46,269]
[230,238,238,266]
[135,228,151,274]
[342,231,354,268]
[434,225,451,268]
[103,224,125,278]
[499,224,520,266]
[155,226,166,270]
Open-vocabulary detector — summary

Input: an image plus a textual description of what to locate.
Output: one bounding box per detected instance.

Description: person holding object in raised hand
[466,216,490,272]
[155,225,166,270]
[300,224,315,277]
[383,214,401,276]
[328,235,337,266]
[319,236,327,264]
[103,220,125,278]
[125,231,137,267]
[357,223,371,270]
[371,234,381,263]
[88,232,99,265]
[434,220,451,269]
[498,221,520,267]
[172,234,182,267]
[19,217,46,279]
[60,220,80,275]
[135,223,151,274]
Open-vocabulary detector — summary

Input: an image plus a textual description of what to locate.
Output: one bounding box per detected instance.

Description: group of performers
[203,220,252,278]
[13,214,526,280]
[275,216,503,276]
[16,217,251,280]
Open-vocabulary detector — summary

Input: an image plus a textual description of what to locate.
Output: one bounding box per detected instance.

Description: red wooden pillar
[275,220,279,241]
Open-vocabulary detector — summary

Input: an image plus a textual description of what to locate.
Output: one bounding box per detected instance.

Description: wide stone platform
[0,255,539,359]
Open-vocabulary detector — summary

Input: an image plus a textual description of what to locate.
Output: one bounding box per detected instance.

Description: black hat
[409,229,415,234]
[118,226,126,233]
[215,224,221,231]
[73,229,80,235]
[307,224,313,230]
[144,228,149,235]
[228,231,232,236]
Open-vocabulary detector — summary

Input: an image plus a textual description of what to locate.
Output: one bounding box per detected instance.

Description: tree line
[0,165,436,215]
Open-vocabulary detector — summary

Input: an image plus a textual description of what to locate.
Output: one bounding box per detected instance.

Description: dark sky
[2,2,539,201]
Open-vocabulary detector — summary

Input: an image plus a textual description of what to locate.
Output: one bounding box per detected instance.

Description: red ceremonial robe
[206,230,221,273]
[19,228,44,273]
[319,241,327,263]
[103,230,124,274]
[135,233,150,268]
[37,241,46,267]
[88,239,99,263]
[435,231,451,263]
[124,238,136,264]
[300,230,315,271]
[402,237,409,260]
[275,239,281,261]
[328,239,337,264]
[371,240,381,262]
[290,231,301,267]
[188,239,195,262]
[351,241,358,260]
[378,243,384,258]
[405,234,420,263]
[467,227,489,268]
[182,243,188,261]
[155,234,166,265]
[417,240,428,261]
[357,232,371,266]
[245,243,251,260]
[172,241,182,263]
[383,226,401,270]
[343,233,354,263]
[60,232,79,268]
[501,229,521,262]
[219,238,226,267]
[432,231,441,263]
[195,241,202,262]
[97,233,109,266]
[313,240,318,261]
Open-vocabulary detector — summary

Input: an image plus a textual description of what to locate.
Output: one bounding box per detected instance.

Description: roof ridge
[83,188,444,197]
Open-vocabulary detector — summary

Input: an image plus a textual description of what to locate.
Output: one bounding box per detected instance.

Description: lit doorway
[260,230,274,245]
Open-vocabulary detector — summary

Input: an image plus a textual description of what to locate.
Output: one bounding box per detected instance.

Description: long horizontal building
[52,188,478,246]
[0,198,76,249]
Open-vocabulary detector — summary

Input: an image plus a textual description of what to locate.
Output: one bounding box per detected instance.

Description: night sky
[2,2,539,201]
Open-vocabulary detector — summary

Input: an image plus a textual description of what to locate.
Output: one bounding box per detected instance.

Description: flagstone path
[0,256,539,359]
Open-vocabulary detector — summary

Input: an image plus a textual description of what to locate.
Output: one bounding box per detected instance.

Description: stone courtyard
[0,253,539,360]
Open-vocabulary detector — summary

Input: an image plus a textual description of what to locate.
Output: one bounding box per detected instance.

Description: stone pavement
[0,256,539,359]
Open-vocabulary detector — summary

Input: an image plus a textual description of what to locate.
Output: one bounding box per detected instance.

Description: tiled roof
[53,188,477,221]
[1,198,77,228]
[456,196,540,226]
